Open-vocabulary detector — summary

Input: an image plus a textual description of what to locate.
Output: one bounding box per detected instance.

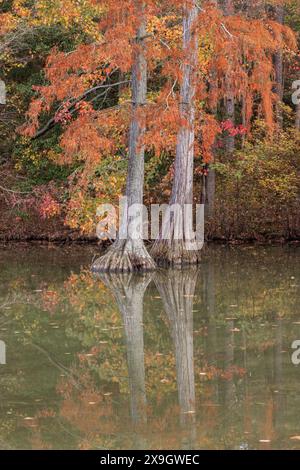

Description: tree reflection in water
[98,273,151,428]
[0,246,299,449]
[154,269,197,448]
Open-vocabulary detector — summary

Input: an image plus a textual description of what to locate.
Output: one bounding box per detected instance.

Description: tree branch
[32,79,131,140]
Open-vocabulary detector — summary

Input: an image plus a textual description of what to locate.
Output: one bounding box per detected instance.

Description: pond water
[0,244,299,450]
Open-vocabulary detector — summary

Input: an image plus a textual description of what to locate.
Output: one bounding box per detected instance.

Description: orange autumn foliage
[19,0,297,202]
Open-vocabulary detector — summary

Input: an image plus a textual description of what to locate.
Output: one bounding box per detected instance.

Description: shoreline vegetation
[0,226,299,244]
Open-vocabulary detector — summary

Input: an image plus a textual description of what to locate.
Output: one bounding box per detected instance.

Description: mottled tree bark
[92,2,155,273]
[151,2,201,266]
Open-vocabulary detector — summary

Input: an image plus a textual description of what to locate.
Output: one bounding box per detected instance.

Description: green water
[0,244,299,450]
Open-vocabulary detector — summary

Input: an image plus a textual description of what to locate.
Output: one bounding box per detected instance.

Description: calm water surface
[0,244,299,450]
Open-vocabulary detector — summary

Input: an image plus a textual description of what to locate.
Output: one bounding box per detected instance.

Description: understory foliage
[207,124,300,240]
[0,0,299,239]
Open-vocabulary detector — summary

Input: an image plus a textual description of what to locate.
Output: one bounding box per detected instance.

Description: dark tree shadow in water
[96,273,152,431]
[154,268,198,447]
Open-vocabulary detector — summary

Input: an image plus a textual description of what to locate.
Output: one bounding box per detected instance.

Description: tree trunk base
[92,240,156,273]
[151,239,201,267]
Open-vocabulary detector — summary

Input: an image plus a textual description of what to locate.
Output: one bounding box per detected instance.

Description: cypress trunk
[151,2,201,266]
[92,2,155,273]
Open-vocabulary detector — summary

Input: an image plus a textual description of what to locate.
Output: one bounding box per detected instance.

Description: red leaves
[54,101,72,125]
[221,119,234,132]
[38,193,61,219]
[201,114,221,163]
[221,120,247,137]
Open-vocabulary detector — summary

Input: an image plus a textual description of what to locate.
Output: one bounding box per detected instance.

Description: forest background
[0,0,299,244]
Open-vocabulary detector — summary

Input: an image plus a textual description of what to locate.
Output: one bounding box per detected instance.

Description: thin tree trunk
[241,95,247,146]
[274,4,284,128]
[224,0,235,155]
[92,2,155,273]
[200,0,219,220]
[0,80,6,105]
[151,1,201,266]
[296,102,300,130]
[203,168,216,219]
